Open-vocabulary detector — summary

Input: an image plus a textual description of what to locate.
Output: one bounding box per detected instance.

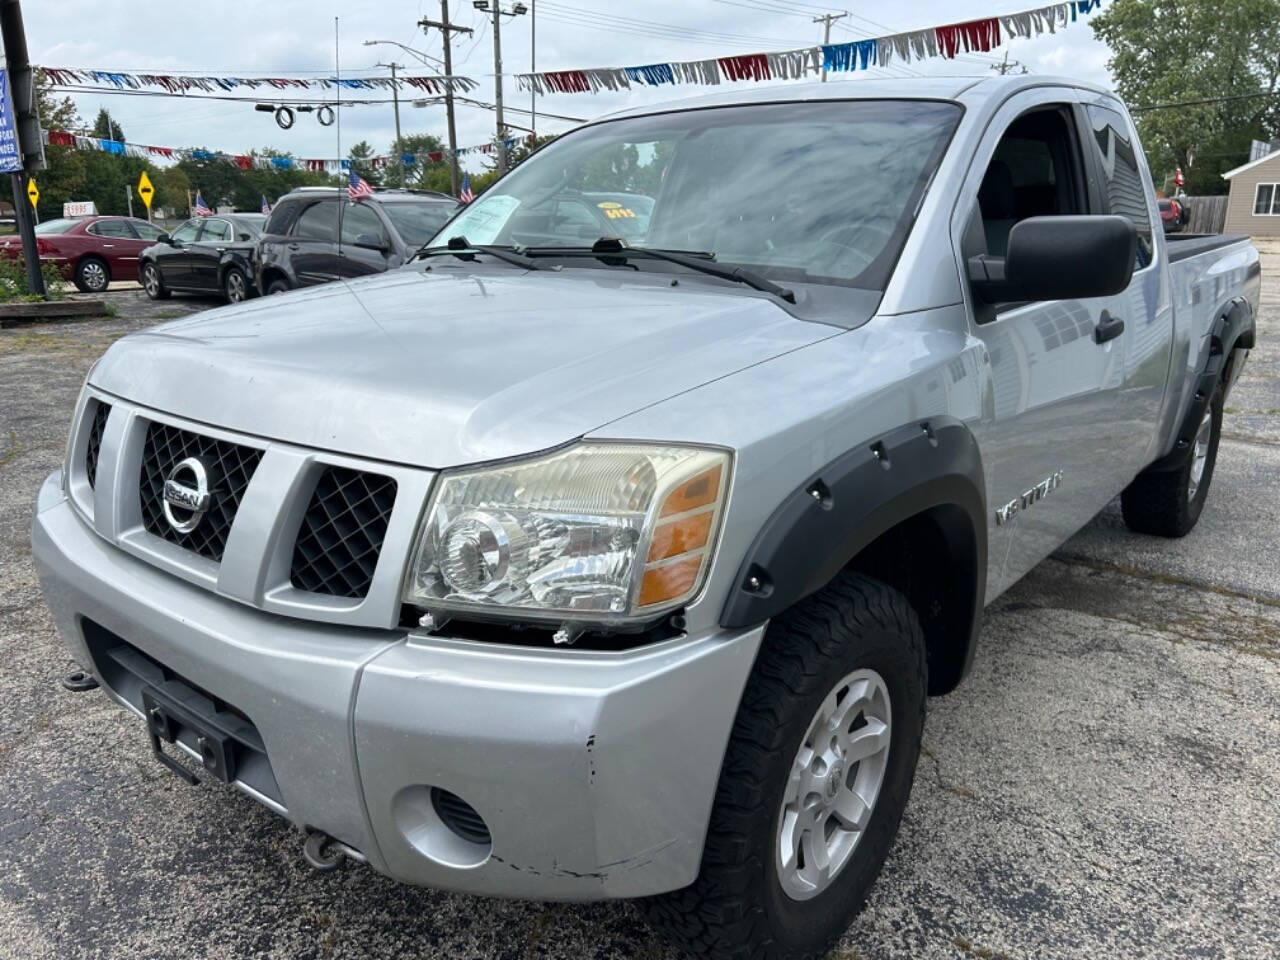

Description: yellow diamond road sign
[26,178,37,208]
[137,171,154,209]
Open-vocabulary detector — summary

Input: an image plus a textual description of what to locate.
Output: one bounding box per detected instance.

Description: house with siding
[1222,149,1280,237]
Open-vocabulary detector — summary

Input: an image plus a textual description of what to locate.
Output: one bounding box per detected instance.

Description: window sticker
[440,194,522,245]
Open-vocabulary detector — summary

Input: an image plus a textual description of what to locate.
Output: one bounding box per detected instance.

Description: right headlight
[403,442,731,626]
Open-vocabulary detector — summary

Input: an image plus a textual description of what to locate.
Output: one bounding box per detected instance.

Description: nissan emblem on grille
[162,457,214,534]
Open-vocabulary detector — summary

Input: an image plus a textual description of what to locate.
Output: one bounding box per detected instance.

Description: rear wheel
[1121,382,1223,537]
[74,256,110,293]
[266,277,291,295]
[223,266,249,303]
[141,263,170,300]
[642,572,927,960]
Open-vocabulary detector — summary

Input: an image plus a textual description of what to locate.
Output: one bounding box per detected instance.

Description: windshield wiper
[414,235,543,270]
[522,237,795,303]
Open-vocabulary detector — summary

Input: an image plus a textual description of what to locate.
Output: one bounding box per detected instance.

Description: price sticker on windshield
[598,201,636,220]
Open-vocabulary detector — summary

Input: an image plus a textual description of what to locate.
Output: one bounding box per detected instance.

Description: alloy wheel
[1188,407,1213,502]
[776,668,892,901]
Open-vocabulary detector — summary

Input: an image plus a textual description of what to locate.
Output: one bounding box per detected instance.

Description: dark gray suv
[255,187,460,294]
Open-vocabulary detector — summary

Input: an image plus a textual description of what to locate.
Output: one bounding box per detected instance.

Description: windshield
[429,100,961,289]
[34,218,80,235]
[383,200,458,248]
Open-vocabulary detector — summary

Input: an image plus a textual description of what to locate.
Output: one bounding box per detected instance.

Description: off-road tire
[642,572,927,960]
[1120,382,1223,538]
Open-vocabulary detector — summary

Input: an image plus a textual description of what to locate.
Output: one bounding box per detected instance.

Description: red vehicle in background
[0,215,168,292]
[1158,197,1190,233]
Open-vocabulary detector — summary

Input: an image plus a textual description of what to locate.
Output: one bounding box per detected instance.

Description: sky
[27,0,1115,175]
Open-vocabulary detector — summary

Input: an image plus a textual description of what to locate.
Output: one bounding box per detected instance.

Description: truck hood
[90,265,840,468]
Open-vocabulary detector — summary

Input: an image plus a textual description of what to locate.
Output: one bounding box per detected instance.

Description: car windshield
[382,201,458,248]
[34,218,80,235]
[429,99,962,290]
[235,215,266,236]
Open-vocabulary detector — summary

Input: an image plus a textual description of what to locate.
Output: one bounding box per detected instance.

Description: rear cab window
[1085,104,1156,270]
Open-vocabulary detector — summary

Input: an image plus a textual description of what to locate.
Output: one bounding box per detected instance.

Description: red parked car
[0,215,168,292]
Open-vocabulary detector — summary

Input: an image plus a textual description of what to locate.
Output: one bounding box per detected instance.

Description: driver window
[979,107,1085,258]
[170,221,201,243]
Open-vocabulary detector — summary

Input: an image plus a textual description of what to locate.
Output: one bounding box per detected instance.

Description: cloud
[29,0,1118,178]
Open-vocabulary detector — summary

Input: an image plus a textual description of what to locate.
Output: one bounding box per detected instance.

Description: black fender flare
[1145,296,1254,473]
[720,417,988,682]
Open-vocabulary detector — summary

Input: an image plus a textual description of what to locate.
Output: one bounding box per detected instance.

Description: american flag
[460,172,473,204]
[261,194,271,216]
[193,191,212,216]
[348,168,374,202]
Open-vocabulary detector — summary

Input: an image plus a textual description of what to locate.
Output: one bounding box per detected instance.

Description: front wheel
[141,263,170,300]
[266,277,291,296]
[223,266,250,303]
[642,572,927,960]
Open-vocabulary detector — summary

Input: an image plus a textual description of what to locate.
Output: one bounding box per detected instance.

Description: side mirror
[969,215,1137,304]
[158,233,173,245]
[354,233,388,251]
[238,232,252,242]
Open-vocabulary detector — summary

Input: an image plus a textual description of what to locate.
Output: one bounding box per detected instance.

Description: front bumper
[32,472,764,900]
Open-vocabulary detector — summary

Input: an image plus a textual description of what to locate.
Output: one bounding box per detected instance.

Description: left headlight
[404,442,731,625]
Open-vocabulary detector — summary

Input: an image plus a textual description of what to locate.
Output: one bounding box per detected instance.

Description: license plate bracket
[142,685,238,786]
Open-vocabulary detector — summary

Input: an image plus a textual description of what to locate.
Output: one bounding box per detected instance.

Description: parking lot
[1,257,1278,960]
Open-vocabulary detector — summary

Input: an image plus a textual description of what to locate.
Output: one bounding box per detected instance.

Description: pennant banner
[37,67,478,95]
[515,1,1103,95]
[40,128,519,173]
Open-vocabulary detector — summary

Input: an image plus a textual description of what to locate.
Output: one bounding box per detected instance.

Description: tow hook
[61,669,99,692]
[302,829,366,872]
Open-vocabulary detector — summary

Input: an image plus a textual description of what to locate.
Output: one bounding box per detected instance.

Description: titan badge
[995,471,1063,526]
[162,456,214,533]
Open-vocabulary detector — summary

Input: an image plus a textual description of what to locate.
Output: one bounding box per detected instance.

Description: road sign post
[137,170,154,221]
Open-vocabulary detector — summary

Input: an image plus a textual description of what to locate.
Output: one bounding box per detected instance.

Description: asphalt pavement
[1,257,1278,960]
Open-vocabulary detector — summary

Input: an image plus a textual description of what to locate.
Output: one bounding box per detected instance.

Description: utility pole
[990,50,1029,75]
[125,184,133,218]
[813,11,849,82]
[530,0,535,141]
[376,61,405,186]
[0,0,46,297]
[475,1,528,175]
[419,2,473,196]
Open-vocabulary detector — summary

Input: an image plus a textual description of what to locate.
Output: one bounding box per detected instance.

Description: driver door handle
[1094,311,1125,345]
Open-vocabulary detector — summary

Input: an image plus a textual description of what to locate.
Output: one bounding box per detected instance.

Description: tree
[346,140,381,186]
[1092,0,1280,194]
[91,108,124,143]
[394,133,448,190]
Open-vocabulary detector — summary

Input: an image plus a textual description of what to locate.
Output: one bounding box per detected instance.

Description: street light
[362,38,444,68]
[471,1,527,173]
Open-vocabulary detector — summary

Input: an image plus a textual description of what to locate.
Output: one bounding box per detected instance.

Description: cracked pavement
[2,249,1279,960]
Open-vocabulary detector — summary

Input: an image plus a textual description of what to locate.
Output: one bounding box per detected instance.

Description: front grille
[85,402,111,489]
[139,421,263,563]
[431,787,491,846]
[290,466,397,599]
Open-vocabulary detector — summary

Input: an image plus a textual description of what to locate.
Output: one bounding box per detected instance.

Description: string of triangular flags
[515,1,1102,95]
[41,128,519,171]
[37,67,477,96]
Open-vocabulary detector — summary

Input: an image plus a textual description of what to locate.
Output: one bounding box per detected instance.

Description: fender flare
[719,417,988,674]
[1146,296,1254,473]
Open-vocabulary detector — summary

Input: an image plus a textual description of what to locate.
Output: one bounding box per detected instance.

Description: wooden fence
[1178,195,1228,235]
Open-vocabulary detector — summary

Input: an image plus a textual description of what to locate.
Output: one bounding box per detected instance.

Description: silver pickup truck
[33,75,1259,960]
